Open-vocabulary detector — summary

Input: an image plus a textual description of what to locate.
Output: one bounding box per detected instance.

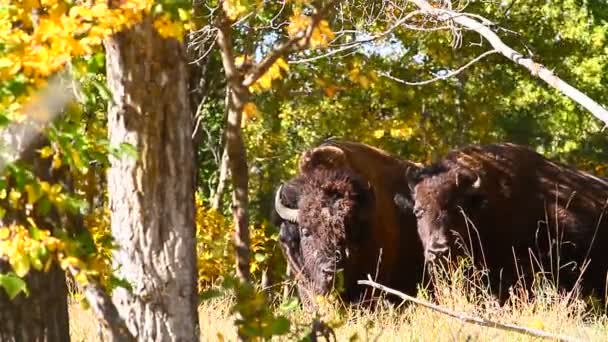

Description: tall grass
[69,265,608,341]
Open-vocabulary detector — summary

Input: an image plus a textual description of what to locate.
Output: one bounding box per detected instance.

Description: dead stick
[358,275,583,342]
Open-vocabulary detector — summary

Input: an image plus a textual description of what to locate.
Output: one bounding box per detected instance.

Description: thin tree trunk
[211,87,232,212]
[104,17,199,341]
[226,90,251,282]
[216,19,252,283]
[211,144,230,211]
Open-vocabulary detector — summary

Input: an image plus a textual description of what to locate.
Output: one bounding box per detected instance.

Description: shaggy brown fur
[274,139,425,306]
[405,143,608,301]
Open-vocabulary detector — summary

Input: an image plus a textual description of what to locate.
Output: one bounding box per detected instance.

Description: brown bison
[402,143,608,300]
[273,140,426,305]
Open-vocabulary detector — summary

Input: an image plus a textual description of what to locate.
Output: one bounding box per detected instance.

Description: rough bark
[0,264,69,342]
[104,17,199,341]
[0,121,70,342]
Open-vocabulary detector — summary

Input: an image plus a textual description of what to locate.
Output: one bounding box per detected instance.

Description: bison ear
[299,145,347,174]
[405,166,422,194]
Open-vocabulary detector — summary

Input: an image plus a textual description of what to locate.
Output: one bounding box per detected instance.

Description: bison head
[272,179,304,271]
[406,166,486,263]
[275,169,374,298]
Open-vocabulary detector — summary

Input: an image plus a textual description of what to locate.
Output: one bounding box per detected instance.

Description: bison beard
[273,139,426,308]
[404,143,608,302]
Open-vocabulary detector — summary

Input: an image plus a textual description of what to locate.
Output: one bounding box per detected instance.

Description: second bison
[402,143,608,300]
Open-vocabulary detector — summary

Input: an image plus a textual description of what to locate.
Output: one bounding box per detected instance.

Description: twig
[290,10,425,64]
[358,275,584,342]
[408,0,608,126]
[380,49,498,85]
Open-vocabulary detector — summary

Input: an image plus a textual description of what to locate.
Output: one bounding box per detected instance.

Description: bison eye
[301,228,311,238]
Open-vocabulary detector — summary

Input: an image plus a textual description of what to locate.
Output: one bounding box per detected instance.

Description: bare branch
[408,0,608,126]
[380,49,498,85]
[358,276,584,342]
[290,10,423,64]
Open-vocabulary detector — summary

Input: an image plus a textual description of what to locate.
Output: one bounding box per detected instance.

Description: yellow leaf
[52,153,62,169]
[0,227,10,240]
[242,102,260,127]
[358,75,370,88]
[287,13,310,38]
[25,184,42,204]
[11,255,31,277]
[9,190,22,207]
[38,146,54,159]
[275,57,289,72]
[373,130,385,139]
[223,0,248,21]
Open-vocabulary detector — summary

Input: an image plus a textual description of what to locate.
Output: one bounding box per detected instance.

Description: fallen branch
[66,265,135,342]
[357,276,583,342]
[408,0,608,126]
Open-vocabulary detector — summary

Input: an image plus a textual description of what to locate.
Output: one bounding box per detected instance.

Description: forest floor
[69,277,608,341]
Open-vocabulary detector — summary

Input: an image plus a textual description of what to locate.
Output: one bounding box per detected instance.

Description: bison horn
[472,174,482,189]
[274,185,299,223]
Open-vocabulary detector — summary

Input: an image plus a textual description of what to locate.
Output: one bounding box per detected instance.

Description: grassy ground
[69,278,608,341]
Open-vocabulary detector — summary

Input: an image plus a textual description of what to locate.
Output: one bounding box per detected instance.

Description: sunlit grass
[69,270,608,341]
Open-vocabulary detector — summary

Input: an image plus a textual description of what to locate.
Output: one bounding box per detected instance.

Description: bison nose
[425,244,449,262]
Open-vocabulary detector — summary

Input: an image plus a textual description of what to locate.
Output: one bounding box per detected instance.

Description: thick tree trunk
[0,264,69,342]
[0,126,70,341]
[104,18,199,341]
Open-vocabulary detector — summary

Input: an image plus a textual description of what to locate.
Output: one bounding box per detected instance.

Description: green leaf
[91,79,111,102]
[0,273,29,299]
[279,297,300,313]
[254,252,267,263]
[268,316,290,335]
[200,288,223,301]
[109,143,138,160]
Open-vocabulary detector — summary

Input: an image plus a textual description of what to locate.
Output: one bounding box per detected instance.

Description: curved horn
[274,184,299,223]
[472,174,482,189]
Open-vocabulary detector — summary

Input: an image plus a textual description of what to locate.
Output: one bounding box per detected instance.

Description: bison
[402,143,608,301]
[272,140,426,306]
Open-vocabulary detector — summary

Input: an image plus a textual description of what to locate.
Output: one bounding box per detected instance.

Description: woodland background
[0,0,607,340]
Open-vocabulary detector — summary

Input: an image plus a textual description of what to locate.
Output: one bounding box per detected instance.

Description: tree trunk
[226,89,251,282]
[211,143,229,211]
[215,21,252,283]
[104,18,199,341]
[0,264,69,342]
[0,126,70,341]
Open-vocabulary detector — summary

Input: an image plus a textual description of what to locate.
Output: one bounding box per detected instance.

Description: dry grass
[69,276,608,341]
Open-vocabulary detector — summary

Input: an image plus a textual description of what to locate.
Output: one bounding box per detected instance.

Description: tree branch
[380,49,498,85]
[408,0,608,126]
[242,2,334,87]
[358,276,583,342]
